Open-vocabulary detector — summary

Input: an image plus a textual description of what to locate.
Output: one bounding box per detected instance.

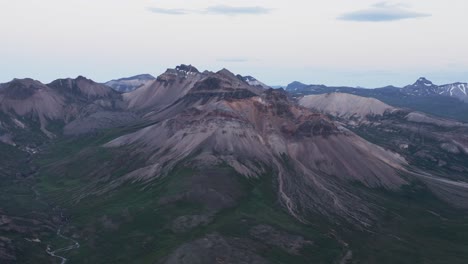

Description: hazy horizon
[1,0,467,87]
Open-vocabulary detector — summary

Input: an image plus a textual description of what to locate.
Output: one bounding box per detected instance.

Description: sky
[0,0,467,87]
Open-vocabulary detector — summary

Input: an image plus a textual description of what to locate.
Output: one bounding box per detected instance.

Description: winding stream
[27,152,81,263]
[46,225,80,264]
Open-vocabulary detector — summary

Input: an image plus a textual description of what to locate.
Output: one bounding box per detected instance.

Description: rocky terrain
[299,92,468,202]
[1,65,468,263]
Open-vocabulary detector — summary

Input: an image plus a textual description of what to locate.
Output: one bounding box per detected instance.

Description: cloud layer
[339,2,430,22]
[148,5,271,16]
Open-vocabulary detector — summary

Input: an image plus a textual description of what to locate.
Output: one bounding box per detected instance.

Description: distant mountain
[402,78,468,102]
[285,81,310,91]
[287,77,468,102]
[286,78,468,122]
[105,74,156,93]
[435,82,468,102]
[403,77,468,103]
[403,77,438,94]
[270,85,285,89]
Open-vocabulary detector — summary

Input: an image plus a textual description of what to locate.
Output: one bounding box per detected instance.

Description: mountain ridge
[287,77,468,102]
[1,65,468,263]
[286,77,468,122]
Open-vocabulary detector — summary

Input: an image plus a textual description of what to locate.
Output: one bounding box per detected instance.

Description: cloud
[147,5,271,16]
[339,2,430,22]
[147,7,189,15]
[206,5,271,15]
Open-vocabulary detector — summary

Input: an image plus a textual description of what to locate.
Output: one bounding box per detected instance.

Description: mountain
[124,65,264,113]
[285,81,309,91]
[0,78,65,137]
[299,93,396,119]
[437,82,468,102]
[48,76,120,99]
[287,77,468,102]
[1,66,468,263]
[403,77,468,101]
[299,92,468,182]
[286,78,468,122]
[123,65,205,111]
[105,74,156,93]
[107,86,410,224]
[0,76,137,145]
[403,77,441,96]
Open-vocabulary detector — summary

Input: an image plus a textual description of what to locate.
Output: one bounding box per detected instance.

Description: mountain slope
[299,93,396,119]
[108,82,409,227]
[0,79,66,138]
[436,82,468,102]
[299,93,468,205]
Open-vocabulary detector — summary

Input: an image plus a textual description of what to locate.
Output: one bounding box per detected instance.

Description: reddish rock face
[105,67,409,226]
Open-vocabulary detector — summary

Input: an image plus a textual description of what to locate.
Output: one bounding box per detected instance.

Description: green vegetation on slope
[3,125,468,264]
[37,139,342,263]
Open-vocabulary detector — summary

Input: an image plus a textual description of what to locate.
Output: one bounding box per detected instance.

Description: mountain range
[285,77,468,123]
[286,77,468,102]
[0,65,467,264]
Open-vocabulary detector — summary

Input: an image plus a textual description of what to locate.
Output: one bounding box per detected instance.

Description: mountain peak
[75,75,98,84]
[48,76,116,99]
[413,77,435,87]
[175,64,199,74]
[1,78,47,100]
[216,68,236,77]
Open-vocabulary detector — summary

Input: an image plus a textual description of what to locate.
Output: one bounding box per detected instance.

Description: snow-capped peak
[240,75,270,89]
[175,64,199,75]
[414,77,435,87]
